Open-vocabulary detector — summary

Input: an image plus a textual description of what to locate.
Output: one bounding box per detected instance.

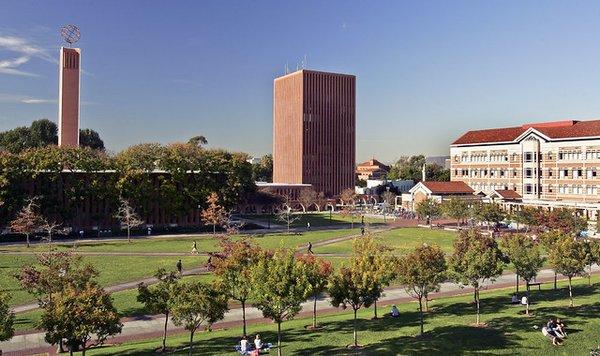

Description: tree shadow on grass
[434,284,600,319]
[297,325,519,356]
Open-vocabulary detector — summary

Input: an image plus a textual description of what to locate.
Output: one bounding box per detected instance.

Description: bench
[528,282,542,291]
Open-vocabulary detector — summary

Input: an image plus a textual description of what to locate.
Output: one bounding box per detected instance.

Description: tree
[0,119,105,153]
[9,197,43,247]
[79,128,105,150]
[201,192,228,234]
[477,203,506,230]
[137,269,180,351]
[415,198,440,224]
[114,197,144,243]
[298,187,318,213]
[396,244,446,335]
[509,206,538,232]
[187,135,208,147]
[329,268,375,347]
[297,253,333,329]
[340,188,358,228]
[0,291,15,344]
[540,208,587,235]
[381,190,396,220]
[40,283,122,355]
[170,281,228,356]
[449,229,504,325]
[540,231,563,290]
[500,234,544,315]
[276,205,301,234]
[251,154,273,182]
[40,218,68,244]
[583,239,600,286]
[250,249,309,356]
[210,237,262,336]
[547,234,588,307]
[17,252,99,309]
[441,198,470,227]
[353,236,396,319]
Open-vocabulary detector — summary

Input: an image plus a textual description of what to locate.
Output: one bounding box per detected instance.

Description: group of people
[238,334,270,355]
[544,318,567,346]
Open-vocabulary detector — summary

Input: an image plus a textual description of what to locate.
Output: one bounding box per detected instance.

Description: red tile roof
[356,158,389,170]
[452,119,600,145]
[493,189,522,200]
[422,181,474,194]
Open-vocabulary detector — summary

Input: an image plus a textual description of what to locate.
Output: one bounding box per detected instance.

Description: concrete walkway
[3,265,598,355]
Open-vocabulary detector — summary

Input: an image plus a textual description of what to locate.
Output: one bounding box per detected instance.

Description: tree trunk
[516,274,519,293]
[81,342,86,356]
[277,321,282,356]
[313,294,318,328]
[589,264,593,286]
[418,296,424,335]
[353,308,358,347]
[525,281,530,316]
[162,311,169,351]
[213,223,216,235]
[127,226,131,243]
[554,272,557,290]
[69,347,74,356]
[568,277,574,307]
[241,300,247,336]
[475,288,480,325]
[189,330,194,356]
[26,233,30,248]
[373,300,378,319]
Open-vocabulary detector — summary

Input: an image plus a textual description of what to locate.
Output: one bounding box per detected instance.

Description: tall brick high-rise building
[273,69,355,197]
[58,47,81,147]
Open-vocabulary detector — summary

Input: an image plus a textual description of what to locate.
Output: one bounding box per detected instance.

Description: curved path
[6,227,389,314]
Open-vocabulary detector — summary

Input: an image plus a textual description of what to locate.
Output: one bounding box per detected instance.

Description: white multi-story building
[450,119,600,221]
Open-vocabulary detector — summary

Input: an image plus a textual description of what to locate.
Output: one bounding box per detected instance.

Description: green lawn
[242,212,385,228]
[86,276,600,355]
[0,255,207,306]
[0,229,356,254]
[314,227,457,255]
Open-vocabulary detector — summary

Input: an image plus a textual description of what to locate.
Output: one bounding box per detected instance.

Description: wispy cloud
[0,93,55,104]
[0,34,55,76]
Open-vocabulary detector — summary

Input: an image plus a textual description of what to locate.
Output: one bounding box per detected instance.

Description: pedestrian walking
[191,241,198,254]
[307,222,311,231]
[307,241,313,254]
[176,259,182,275]
[361,227,365,236]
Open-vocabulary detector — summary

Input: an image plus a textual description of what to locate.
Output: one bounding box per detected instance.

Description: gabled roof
[491,189,522,200]
[452,119,600,145]
[411,181,474,195]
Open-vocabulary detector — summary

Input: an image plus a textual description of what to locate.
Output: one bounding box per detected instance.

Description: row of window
[523,184,600,195]
[455,150,600,163]
[455,168,600,179]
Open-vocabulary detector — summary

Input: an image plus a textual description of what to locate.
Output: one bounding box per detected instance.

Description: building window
[525,168,533,178]
[525,184,533,194]
[548,169,553,177]
[524,152,533,162]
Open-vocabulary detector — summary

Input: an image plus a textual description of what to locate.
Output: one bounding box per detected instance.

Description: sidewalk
[3,265,598,355]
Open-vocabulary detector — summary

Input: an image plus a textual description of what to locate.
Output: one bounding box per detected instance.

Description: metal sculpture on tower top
[60,24,80,46]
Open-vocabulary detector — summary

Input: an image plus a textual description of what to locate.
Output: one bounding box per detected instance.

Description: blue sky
[2,1,600,162]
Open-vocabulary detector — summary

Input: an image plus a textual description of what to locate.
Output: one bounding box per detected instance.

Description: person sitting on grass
[390,304,400,317]
[545,318,564,346]
[254,334,263,353]
[511,294,519,304]
[240,336,249,354]
[554,318,567,338]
